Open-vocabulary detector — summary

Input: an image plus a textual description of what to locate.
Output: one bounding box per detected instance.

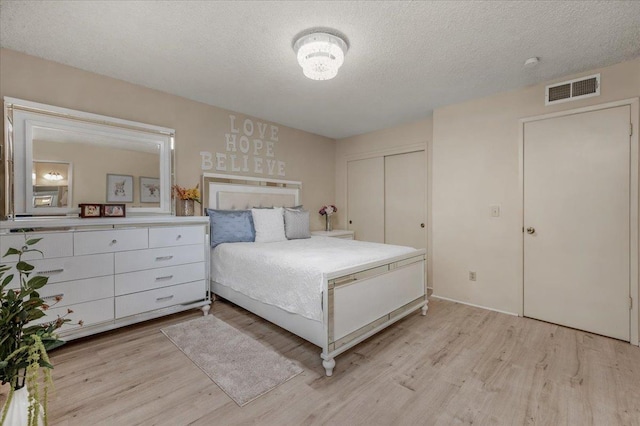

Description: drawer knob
[177,235,182,240]
[156,295,174,302]
[111,239,117,245]
[36,268,64,275]
[155,275,174,281]
[42,293,64,301]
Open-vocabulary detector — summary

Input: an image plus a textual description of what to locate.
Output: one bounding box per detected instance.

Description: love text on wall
[200,115,286,176]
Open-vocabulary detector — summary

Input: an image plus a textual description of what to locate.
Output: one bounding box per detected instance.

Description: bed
[203,173,427,376]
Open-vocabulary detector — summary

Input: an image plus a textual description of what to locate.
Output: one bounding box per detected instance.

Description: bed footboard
[321,252,426,376]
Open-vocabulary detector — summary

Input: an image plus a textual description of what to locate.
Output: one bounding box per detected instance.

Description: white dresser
[0,216,210,340]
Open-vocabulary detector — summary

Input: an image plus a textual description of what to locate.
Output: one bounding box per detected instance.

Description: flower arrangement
[318,205,337,216]
[319,205,338,231]
[1,237,81,425]
[172,183,201,203]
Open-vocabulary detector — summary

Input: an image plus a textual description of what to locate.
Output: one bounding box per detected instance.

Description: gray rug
[161,315,303,406]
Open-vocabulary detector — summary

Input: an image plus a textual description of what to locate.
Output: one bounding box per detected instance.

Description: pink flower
[319,205,338,216]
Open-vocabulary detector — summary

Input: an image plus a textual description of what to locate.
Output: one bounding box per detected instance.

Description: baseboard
[430,294,519,317]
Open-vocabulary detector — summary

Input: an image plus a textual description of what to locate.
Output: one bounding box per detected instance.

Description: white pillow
[251,207,287,243]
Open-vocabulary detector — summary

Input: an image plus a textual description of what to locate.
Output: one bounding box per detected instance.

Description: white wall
[432,58,640,319]
[0,48,336,230]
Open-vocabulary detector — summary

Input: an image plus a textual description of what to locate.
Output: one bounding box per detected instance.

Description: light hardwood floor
[2,298,639,425]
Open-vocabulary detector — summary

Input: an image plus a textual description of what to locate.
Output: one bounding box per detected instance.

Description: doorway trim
[518,98,639,346]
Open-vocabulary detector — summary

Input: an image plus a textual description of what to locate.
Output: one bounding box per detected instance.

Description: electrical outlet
[469,271,477,281]
[490,205,500,217]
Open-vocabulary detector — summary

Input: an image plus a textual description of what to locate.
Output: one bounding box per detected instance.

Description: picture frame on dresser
[106,174,134,203]
[103,204,126,217]
[79,203,102,218]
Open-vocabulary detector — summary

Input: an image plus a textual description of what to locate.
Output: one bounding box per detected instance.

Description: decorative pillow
[284,208,310,240]
[206,209,255,248]
[251,207,287,243]
[287,205,304,211]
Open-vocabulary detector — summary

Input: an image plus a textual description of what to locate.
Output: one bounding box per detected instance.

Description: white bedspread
[211,236,417,322]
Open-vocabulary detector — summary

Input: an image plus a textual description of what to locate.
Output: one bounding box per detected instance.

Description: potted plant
[173,183,201,216]
[1,237,79,426]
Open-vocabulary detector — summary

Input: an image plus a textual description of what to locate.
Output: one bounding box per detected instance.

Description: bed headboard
[202,173,301,211]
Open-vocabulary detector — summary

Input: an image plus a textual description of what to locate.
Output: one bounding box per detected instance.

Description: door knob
[420,223,425,228]
[526,227,535,234]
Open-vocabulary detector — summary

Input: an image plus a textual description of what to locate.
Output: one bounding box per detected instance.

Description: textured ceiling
[1,1,639,139]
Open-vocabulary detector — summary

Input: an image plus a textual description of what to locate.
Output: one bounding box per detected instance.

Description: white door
[347,157,384,243]
[385,151,426,249]
[524,106,631,341]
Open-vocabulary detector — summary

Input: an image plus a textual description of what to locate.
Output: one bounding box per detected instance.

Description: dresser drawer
[6,253,113,288]
[74,228,148,255]
[115,280,205,318]
[0,232,73,260]
[40,276,114,308]
[34,297,114,331]
[115,244,205,273]
[115,263,205,296]
[148,226,204,248]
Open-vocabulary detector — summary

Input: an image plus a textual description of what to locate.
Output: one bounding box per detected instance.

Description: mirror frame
[4,97,175,217]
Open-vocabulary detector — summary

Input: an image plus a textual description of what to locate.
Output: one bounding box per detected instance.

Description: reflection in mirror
[5,97,174,217]
[33,132,160,208]
[32,160,71,208]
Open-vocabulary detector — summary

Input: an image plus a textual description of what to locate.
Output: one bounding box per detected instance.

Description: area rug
[161,315,303,406]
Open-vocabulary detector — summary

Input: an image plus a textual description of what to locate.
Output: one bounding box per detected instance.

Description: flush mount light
[293,32,348,81]
[44,171,63,181]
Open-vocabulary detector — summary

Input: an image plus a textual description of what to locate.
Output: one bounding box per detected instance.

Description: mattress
[211,236,417,321]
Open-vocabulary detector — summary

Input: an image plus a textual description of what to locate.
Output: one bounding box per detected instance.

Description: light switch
[490,205,500,217]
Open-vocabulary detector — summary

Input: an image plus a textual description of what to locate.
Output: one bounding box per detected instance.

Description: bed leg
[421,299,429,316]
[201,304,211,316]
[322,358,336,377]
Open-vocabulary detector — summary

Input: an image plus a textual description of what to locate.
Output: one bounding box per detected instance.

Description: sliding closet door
[347,157,384,243]
[385,151,426,249]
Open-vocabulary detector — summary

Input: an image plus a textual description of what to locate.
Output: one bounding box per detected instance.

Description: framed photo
[79,203,102,218]
[106,174,133,203]
[103,204,126,217]
[140,177,160,203]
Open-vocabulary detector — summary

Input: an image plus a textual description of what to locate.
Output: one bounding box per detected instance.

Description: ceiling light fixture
[293,32,348,81]
[44,171,63,181]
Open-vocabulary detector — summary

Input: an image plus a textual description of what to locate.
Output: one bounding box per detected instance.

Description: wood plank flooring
[2,298,639,425]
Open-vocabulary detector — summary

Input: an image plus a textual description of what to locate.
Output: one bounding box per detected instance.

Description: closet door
[385,151,426,249]
[347,157,384,243]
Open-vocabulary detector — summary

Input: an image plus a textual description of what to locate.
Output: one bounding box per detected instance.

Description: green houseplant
[1,237,79,426]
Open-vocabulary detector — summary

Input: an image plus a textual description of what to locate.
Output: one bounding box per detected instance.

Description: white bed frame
[202,173,427,376]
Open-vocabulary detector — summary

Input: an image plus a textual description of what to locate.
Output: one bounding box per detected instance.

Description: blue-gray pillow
[284,208,310,240]
[206,209,255,248]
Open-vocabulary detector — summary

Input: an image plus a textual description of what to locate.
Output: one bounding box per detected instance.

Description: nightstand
[311,230,355,240]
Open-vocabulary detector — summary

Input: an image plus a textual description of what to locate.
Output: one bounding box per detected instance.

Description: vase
[178,199,195,216]
[1,386,44,426]
[325,215,333,232]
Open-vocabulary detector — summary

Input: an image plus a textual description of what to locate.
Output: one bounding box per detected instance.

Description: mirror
[5,98,175,217]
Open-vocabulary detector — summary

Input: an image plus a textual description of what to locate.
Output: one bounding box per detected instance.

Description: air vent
[545,74,600,106]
